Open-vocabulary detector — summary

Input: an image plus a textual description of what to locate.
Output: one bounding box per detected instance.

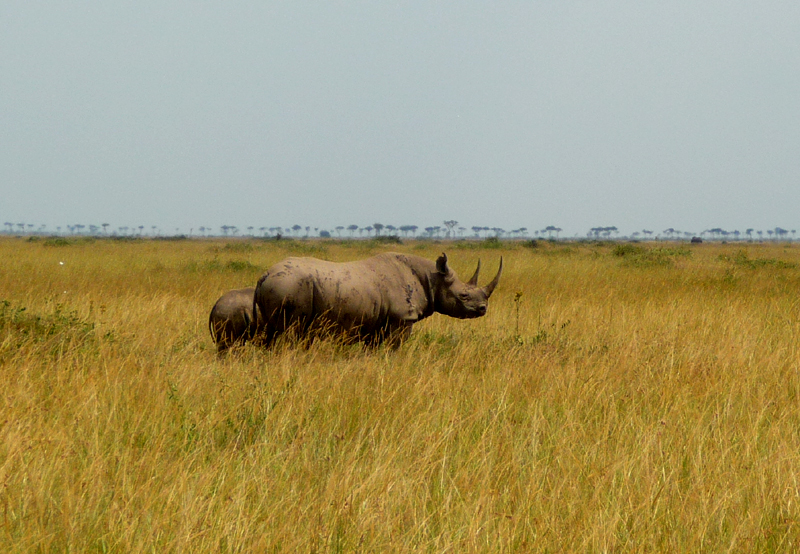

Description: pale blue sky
[2,1,799,236]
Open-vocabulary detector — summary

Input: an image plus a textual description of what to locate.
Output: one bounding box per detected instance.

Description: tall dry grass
[1,236,800,552]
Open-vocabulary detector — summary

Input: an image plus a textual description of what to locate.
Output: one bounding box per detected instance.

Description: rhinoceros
[253,252,502,348]
[208,287,260,353]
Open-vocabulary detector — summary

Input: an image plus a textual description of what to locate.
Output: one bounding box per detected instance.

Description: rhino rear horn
[482,257,503,297]
[467,259,481,285]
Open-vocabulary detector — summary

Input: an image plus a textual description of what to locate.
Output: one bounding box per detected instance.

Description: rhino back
[255,254,432,332]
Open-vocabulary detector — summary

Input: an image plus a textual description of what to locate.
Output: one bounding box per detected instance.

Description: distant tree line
[2,220,797,242]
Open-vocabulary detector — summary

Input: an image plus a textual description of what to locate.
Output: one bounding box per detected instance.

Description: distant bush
[281,241,328,256]
[222,242,255,253]
[42,237,72,247]
[613,244,691,267]
[184,259,261,273]
[482,237,503,249]
[720,250,797,270]
[522,239,539,249]
[41,236,103,246]
[612,243,643,257]
[373,235,402,245]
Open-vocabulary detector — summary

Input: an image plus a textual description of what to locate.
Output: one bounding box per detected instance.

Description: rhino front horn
[468,259,481,285]
[482,257,503,297]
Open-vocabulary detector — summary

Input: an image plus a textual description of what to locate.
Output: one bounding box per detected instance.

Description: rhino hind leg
[255,301,312,348]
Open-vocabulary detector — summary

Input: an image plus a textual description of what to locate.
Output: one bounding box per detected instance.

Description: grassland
[1,236,800,552]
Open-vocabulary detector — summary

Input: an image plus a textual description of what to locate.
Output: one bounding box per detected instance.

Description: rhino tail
[208,310,216,342]
[251,285,261,341]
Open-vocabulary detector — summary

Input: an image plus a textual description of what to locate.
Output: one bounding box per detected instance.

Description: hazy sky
[3,1,799,236]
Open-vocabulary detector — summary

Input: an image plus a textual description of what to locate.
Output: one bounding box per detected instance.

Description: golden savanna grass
[2,236,800,552]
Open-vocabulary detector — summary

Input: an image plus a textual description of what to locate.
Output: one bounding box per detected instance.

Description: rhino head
[432,253,503,319]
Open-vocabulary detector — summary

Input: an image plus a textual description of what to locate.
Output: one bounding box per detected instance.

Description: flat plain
[1,236,800,552]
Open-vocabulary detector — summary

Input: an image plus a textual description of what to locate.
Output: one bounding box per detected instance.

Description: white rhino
[253,252,502,348]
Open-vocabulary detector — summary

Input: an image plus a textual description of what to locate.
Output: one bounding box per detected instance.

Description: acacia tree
[399,225,418,237]
[542,225,561,239]
[373,223,384,236]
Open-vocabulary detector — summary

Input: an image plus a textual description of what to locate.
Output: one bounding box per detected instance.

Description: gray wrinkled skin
[208,287,259,353]
[253,252,502,348]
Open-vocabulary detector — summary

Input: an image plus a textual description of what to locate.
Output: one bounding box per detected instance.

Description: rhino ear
[467,259,481,285]
[435,252,449,275]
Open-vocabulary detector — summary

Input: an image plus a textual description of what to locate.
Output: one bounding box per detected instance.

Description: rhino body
[253,252,501,348]
[208,287,259,352]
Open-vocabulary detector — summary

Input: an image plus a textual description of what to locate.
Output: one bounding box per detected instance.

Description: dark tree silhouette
[542,225,561,239]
